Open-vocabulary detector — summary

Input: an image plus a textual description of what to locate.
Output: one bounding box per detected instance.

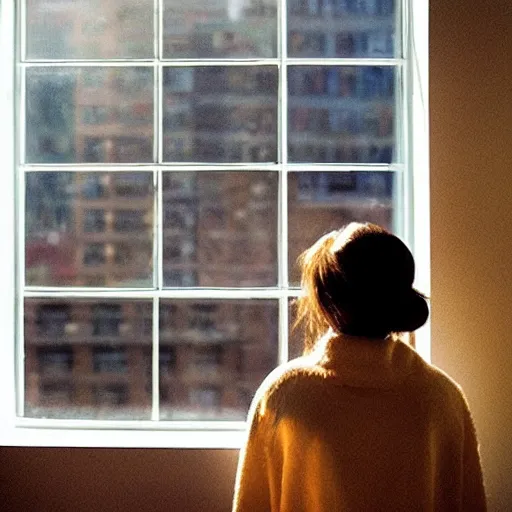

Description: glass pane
[288,66,396,163]
[288,171,397,285]
[26,0,154,59]
[159,299,278,420]
[25,172,154,287]
[163,171,278,287]
[163,0,277,58]
[163,67,278,163]
[288,297,304,360]
[25,67,154,164]
[288,0,397,58]
[24,299,152,420]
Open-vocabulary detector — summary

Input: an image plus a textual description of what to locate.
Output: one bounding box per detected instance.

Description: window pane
[163,0,277,58]
[25,67,154,164]
[159,300,278,420]
[288,171,397,285]
[163,67,278,163]
[26,0,154,59]
[25,172,154,287]
[163,171,278,287]
[24,299,152,420]
[288,297,303,360]
[288,66,396,163]
[288,0,397,58]
[17,0,410,430]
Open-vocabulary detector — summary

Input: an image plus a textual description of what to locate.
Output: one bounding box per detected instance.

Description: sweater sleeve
[462,405,487,511]
[232,400,272,512]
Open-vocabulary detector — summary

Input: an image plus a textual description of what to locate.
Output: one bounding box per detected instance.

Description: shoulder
[412,352,471,414]
[248,354,329,420]
[421,357,465,396]
[261,354,329,394]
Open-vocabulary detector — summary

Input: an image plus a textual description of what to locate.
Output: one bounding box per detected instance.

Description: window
[37,346,74,374]
[114,210,146,232]
[83,243,106,266]
[113,173,153,198]
[158,346,177,376]
[83,210,106,233]
[190,304,218,332]
[93,346,128,374]
[82,175,107,199]
[35,304,71,337]
[92,304,123,337]
[93,384,129,407]
[194,346,223,371]
[0,0,429,447]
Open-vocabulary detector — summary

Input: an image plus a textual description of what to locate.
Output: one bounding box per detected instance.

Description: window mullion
[154,160,163,423]
[21,59,403,67]
[285,163,403,172]
[23,288,298,299]
[151,296,160,420]
[277,0,289,365]
[154,0,162,423]
[155,0,161,61]
[154,61,161,165]
[20,163,405,173]
[285,58,404,66]
[19,0,27,62]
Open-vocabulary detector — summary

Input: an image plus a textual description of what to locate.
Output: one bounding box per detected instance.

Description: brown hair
[294,223,429,353]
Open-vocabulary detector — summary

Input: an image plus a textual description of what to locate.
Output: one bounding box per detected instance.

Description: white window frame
[0,0,429,448]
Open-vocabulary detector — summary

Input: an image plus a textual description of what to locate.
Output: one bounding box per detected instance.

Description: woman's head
[295,222,429,351]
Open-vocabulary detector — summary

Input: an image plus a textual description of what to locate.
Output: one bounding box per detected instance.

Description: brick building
[24,0,394,420]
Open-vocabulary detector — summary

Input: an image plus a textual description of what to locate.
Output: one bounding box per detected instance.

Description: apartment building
[24,0,394,419]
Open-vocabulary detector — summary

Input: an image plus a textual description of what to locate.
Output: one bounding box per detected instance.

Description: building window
[83,243,106,266]
[3,0,429,446]
[194,346,223,371]
[114,210,146,232]
[93,346,128,374]
[297,171,393,202]
[36,304,71,337]
[113,173,153,198]
[39,382,74,407]
[159,346,177,376]
[81,175,107,199]
[190,304,217,332]
[83,210,106,233]
[92,304,122,337]
[37,346,74,374]
[93,384,129,406]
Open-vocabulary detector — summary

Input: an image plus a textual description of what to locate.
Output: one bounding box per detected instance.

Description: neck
[311,330,418,389]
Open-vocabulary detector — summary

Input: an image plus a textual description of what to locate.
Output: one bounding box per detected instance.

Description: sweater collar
[312,330,419,389]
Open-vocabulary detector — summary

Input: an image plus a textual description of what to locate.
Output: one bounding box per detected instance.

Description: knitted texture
[233,334,486,512]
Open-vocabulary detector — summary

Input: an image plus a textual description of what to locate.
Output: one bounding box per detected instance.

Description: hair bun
[385,289,429,333]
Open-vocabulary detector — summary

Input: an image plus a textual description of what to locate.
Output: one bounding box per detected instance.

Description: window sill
[1,419,247,448]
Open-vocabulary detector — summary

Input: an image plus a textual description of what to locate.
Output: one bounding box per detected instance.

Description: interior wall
[0,448,239,512]
[429,1,512,510]
[1,1,511,511]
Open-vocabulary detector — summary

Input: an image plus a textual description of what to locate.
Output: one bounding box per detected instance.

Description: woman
[233,222,486,511]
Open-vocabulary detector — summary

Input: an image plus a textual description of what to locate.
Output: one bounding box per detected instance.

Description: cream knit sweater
[233,333,486,511]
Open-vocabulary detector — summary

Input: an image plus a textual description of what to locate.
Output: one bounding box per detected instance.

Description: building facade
[24,0,395,419]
